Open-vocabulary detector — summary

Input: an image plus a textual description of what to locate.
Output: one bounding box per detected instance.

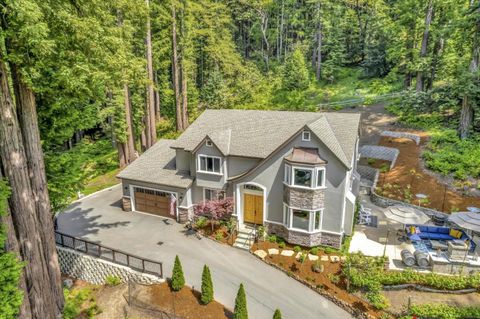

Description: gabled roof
[117,139,193,189]
[171,109,360,168]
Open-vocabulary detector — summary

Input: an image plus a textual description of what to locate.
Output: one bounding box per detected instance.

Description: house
[117,109,361,248]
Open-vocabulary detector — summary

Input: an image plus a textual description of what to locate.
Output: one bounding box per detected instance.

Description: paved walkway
[58,185,351,319]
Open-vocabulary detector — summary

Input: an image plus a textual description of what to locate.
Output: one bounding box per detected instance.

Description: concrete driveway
[58,184,351,319]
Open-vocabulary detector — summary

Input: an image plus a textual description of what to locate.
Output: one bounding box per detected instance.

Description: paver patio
[58,184,350,319]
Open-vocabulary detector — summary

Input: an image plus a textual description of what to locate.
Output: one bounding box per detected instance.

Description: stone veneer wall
[57,246,164,285]
[266,222,342,248]
[122,196,132,212]
[283,186,325,210]
[178,206,193,223]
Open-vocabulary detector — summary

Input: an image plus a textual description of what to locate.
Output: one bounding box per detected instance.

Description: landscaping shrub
[273,309,282,319]
[104,275,121,286]
[195,216,208,228]
[268,235,277,243]
[310,247,319,255]
[407,304,480,319]
[171,255,185,291]
[293,246,301,253]
[278,242,286,249]
[343,253,480,310]
[201,265,214,304]
[215,230,224,241]
[234,283,248,319]
[423,130,480,179]
[63,288,101,319]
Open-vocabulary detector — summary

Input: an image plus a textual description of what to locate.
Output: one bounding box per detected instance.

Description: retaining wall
[57,246,164,285]
[359,145,399,168]
[380,131,421,145]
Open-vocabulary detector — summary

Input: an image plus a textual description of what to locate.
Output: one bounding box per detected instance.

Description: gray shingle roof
[171,109,360,168]
[117,139,193,189]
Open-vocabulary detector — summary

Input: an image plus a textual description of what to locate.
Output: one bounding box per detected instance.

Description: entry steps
[233,225,255,250]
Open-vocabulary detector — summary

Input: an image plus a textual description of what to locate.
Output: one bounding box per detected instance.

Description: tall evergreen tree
[171,255,185,291]
[200,265,214,304]
[283,48,309,90]
[234,283,248,319]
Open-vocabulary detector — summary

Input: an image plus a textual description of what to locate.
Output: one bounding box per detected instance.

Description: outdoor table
[429,240,448,251]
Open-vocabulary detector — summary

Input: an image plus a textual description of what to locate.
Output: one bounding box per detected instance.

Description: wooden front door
[243,194,263,225]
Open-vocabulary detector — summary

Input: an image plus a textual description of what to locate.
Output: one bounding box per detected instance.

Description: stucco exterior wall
[227,156,260,177]
[175,149,191,173]
[194,142,227,189]
[343,197,355,236]
[234,132,348,234]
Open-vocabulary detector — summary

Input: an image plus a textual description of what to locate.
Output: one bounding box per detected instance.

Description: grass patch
[83,168,120,196]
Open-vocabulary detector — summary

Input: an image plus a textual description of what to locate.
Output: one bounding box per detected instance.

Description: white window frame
[283,203,323,233]
[284,164,326,190]
[292,166,314,189]
[284,164,291,184]
[302,130,311,141]
[316,167,326,188]
[197,154,222,175]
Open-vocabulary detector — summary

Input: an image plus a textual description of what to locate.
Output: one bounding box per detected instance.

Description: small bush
[273,309,282,319]
[310,247,319,255]
[367,158,376,165]
[195,216,208,228]
[104,275,121,286]
[312,261,324,273]
[64,288,101,319]
[268,235,277,243]
[298,253,307,263]
[171,255,185,292]
[215,230,224,241]
[366,292,389,310]
[293,246,301,253]
[328,274,340,284]
[278,242,286,249]
[201,265,214,304]
[234,283,248,319]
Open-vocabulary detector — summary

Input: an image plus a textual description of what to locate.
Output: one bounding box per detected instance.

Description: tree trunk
[154,71,161,121]
[427,37,443,91]
[172,4,183,132]
[123,84,136,164]
[315,1,322,81]
[145,0,156,147]
[279,0,284,61]
[0,56,58,319]
[179,0,189,130]
[416,0,434,92]
[9,63,64,318]
[459,1,479,139]
[0,168,32,319]
[260,11,270,71]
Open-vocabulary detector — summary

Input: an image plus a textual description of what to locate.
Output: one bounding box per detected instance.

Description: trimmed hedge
[405,304,480,319]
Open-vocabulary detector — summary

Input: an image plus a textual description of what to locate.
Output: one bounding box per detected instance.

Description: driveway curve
[58,184,351,319]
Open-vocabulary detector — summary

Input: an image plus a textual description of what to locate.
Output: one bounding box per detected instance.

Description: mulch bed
[196,223,237,246]
[252,241,386,319]
[148,283,233,319]
[369,134,480,213]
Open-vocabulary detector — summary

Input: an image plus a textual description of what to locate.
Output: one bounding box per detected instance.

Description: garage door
[133,187,171,218]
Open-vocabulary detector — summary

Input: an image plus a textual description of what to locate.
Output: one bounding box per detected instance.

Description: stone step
[236,232,254,240]
[233,241,251,250]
